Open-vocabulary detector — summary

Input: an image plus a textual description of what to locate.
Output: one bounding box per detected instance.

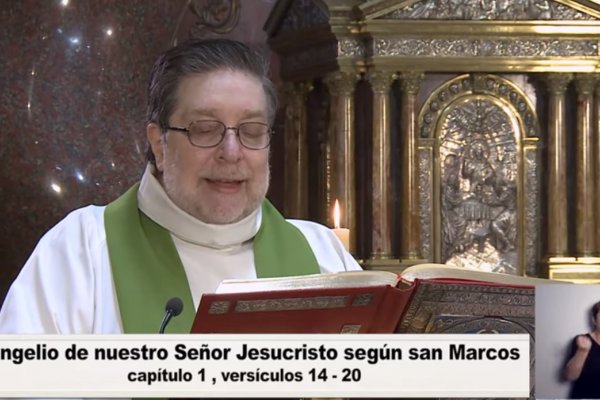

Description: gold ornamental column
[544,74,572,257]
[574,74,597,256]
[324,71,358,253]
[398,72,424,261]
[282,82,311,219]
[369,71,395,260]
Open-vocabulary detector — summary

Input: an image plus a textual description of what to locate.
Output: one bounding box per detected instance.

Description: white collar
[137,164,261,249]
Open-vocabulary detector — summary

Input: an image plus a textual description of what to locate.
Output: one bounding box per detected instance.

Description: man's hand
[576,335,592,351]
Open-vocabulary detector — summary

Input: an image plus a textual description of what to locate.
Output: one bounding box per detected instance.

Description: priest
[0,39,360,334]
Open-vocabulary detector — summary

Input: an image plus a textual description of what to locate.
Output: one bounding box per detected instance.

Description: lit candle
[332,199,350,251]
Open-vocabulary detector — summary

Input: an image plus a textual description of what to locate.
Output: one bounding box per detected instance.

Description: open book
[191,264,541,334]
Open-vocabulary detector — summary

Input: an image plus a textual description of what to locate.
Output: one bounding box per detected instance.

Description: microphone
[158,297,183,334]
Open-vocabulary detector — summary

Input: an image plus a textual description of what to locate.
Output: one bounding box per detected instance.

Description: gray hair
[145,39,277,163]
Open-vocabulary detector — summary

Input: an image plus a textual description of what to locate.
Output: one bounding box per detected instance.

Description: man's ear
[147,123,166,171]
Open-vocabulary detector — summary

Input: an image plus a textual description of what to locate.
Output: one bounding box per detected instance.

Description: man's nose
[218,129,243,162]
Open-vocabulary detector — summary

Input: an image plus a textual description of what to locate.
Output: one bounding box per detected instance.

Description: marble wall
[0,0,279,304]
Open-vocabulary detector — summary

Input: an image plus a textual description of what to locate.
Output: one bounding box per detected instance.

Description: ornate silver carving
[374,38,598,57]
[399,280,536,396]
[383,0,595,20]
[338,38,365,57]
[420,74,540,274]
[190,0,240,35]
[431,315,534,335]
[208,301,230,314]
[397,281,534,333]
[525,148,540,276]
[439,98,519,274]
[234,296,348,312]
[421,74,539,139]
[419,148,432,260]
[279,0,329,33]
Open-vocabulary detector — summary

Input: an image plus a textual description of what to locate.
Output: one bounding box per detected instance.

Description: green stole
[104,183,319,333]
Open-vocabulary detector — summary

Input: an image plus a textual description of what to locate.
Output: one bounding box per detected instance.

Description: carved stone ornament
[374,38,599,58]
[190,0,240,35]
[383,0,595,20]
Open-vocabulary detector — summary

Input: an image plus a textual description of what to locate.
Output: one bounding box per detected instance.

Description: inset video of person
[563,300,600,399]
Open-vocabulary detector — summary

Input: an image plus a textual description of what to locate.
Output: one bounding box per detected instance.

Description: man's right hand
[576,334,592,351]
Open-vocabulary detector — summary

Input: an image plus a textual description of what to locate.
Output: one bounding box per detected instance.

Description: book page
[401,263,562,285]
[215,270,400,294]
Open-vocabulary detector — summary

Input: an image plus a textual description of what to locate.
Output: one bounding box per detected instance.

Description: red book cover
[190,266,538,334]
[192,284,414,333]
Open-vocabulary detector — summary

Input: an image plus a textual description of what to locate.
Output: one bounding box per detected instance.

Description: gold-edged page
[215,270,399,294]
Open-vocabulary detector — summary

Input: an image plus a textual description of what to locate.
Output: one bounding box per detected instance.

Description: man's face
[147,69,270,224]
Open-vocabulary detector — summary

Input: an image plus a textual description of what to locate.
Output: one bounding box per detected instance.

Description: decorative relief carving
[439,98,519,274]
[384,0,595,20]
[421,74,539,139]
[338,38,365,57]
[399,71,424,94]
[431,316,534,335]
[419,148,432,260]
[398,282,534,333]
[368,71,395,93]
[190,0,240,35]
[525,149,540,276]
[279,0,329,33]
[374,38,598,57]
[420,74,541,274]
[544,73,573,94]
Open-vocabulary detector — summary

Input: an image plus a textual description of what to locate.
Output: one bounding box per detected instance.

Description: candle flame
[333,199,341,229]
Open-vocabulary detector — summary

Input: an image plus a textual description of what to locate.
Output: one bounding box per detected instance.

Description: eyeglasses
[165,120,272,150]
